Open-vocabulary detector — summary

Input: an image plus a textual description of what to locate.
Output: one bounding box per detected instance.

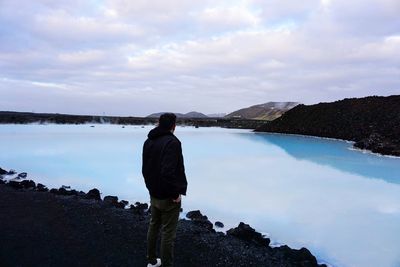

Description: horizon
[0,0,399,116]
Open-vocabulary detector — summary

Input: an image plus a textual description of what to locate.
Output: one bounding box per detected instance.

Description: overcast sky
[0,0,399,116]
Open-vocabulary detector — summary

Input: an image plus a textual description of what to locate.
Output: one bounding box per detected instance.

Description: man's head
[159,113,177,132]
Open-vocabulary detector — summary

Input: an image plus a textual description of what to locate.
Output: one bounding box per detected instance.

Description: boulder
[57,187,78,196]
[273,245,319,266]
[8,169,17,175]
[86,188,101,200]
[215,221,224,228]
[186,210,208,221]
[227,222,270,246]
[0,167,8,175]
[20,180,36,189]
[119,200,129,208]
[130,202,149,215]
[17,172,28,179]
[104,195,119,204]
[36,183,49,192]
[186,210,214,231]
[49,188,59,194]
[104,196,125,208]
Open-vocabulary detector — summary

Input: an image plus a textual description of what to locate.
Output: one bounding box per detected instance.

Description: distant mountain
[207,113,226,118]
[147,111,208,119]
[255,95,400,156]
[225,102,300,120]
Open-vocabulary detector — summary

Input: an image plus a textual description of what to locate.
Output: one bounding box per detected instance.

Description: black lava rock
[186,210,208,221]
[86,188,101,200]
[119,200,129,208]
[227,222,270,246]
[49,188,59,194]
[17,172,28,179]
[255,95,400,156]
[57,187,78,196]
[186,210,214,231]
[130,202,149,215]
[104,195,119,204]
[215,221,224,228]
[20,180,36,189]
[0,167,8,175]
[103,196,126,208]
[273,245,320,266]
[36,183,48,192]
[7,181,23,189]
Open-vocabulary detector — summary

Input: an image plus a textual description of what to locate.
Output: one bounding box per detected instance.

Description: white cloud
[0,0,399,116]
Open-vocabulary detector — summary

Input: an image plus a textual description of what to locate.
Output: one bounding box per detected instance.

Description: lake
[0,124,399,267]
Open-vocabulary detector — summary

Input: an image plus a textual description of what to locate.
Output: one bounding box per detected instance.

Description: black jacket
[142,126,187,199]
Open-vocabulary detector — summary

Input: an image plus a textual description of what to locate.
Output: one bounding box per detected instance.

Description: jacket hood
[147,126,173,140]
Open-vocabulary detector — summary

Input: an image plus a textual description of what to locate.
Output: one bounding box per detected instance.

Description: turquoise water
[0,124,399,267]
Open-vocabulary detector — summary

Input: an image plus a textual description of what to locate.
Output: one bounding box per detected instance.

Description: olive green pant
[147,196,181,267]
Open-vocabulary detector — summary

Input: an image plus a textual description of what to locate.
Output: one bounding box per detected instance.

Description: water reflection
[248,132,400,185]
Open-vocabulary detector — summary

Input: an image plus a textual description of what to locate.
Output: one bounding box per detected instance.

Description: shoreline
[253,131,400,159]
[0,167,327,267]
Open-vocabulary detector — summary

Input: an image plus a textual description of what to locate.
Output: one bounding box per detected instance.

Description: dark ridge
[255,95,400,156]
[0,167,326,267]
[0,111,266,129]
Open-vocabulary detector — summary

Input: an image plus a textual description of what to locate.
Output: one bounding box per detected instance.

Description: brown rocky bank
[0,169,326,267]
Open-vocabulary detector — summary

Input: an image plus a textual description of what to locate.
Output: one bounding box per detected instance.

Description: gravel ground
[0,181,326,267]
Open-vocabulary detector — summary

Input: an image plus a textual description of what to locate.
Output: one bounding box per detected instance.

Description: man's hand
[173,195,181,203]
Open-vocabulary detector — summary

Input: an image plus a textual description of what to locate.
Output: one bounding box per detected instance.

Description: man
[142,113,188,267]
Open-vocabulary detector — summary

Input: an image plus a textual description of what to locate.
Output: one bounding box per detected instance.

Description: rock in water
[215,221,224,228]
[8,169,17,175]
[227,222,270,246]
[86,188,101,200]
[17,172,28,179]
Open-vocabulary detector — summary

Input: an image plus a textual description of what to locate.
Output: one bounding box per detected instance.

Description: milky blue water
[0,124,399,267]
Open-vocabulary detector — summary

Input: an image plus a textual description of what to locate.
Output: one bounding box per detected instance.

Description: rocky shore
[0,168,326,267]
[255,95,400,156]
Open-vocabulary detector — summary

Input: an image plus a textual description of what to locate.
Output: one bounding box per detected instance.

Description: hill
[255,95,400,156]
[147,111,208,118]
[225,102,299,120]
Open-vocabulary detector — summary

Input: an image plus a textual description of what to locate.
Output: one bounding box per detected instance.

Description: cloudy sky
[0,0,399,116]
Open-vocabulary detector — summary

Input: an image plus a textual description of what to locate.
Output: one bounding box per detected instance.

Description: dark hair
[159,113,177,130]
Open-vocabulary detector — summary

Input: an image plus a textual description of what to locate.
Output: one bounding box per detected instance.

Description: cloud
[0,0,399,116]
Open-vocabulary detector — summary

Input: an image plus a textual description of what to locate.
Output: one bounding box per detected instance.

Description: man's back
[142,126,187,200]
